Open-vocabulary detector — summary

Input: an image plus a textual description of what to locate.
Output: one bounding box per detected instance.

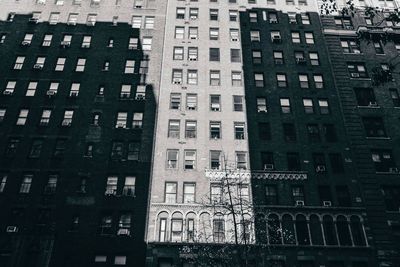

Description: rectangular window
[318,99,330,114]
[167,149,178,169]
[16,109,29,125]
[4,81,16,94]
[40,109,51,126]
[277,74,287,87]
[210,151,221,169]
[82,35,91,48]
[273,51,283,64]
[230,49,241,63]
[188,27,198,39]
[254,73,264,87]
[236,152,247,169]
[209,48,220,61]
[184,150,196,170]
[234,122,245,139]
[303,98,314,114]
[210,70,221,86]
[125,60,135,74]
[390,89,400,107]
[292,186,305,204]
[144,16,155,29]
[172,69,183,84]
[187,69,198,85]
[29,139,43,158]
[305,32,314,44]
[265,185,278,205]
[42,34,52,46]
[168,120,180,138]
[189,8,198,19]
[210,95,221,111]
[14,56,25,70]
[231,71,242,86]
[62,110,74,126]
[252,50,262,64]
[291,32,301,43]
[70,83,80,97]
[165,182,177,203]
[75,58,86,72]
[210,27,219,40]
[128,37,138,49]
[120,84,131,98]
[105,176,118,195]
[313,74,324,88]
[111,142,124,160]
[259,123,271,140]
[354,88,376,106]
[283,123,297,142]
[341,39,360,54]
[348,63,368,78]
[142,37,152,51]
[116,112,127,128]
[55,58,65,71]
[210,121,221,139]
[280,98,291,113]
[183,183,196,203]
[127,142,140,161]
[123,176,135,196]
[20,174,33,193]
[233,96,243,111]
[211,184,222,203]
[230,28,239,41]
[309,52,319,65]
[186,94,197,110]
[173,46,184,60]
[0,175,7,193]
[170,93,181,109]
[257,98,267,112]
[188,47,198,61]
[209,9,219,20]
[250,30,260,42]
[299,74,309,88]
[132,112,143,128]
[185,120,197,138]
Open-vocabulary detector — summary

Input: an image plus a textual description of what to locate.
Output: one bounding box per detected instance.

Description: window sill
[366,137,390,140]
[357,105,380,109]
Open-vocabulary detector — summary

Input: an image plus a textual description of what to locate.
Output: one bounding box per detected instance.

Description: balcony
[205,169,307,181]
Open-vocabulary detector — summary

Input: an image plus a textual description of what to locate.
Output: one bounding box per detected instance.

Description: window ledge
[357,105,380,109]
[366,137,390,140]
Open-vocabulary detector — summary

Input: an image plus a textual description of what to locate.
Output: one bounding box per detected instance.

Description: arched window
[157,211,169,242]
[350,216,366,246]
[336,215,352,246]
[323,215,338,245]
[309,214,324,245]
[171,212,183,242]
[282,214,296,244]
[267,214,282,244]
[295,214,310,245]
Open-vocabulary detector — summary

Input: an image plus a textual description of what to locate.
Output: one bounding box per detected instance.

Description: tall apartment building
[0,15,156,267]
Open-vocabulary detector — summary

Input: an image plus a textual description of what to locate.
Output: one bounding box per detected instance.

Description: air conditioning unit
[62,120,71,127]
[60,41,70,47]
[389,167,399,173]
[188,56,197,61]
[39,120,49,126]
[21,41,30,46]
[6,226,18,233]
[116,123,126,129]
[29,18,39,23]
[33,64,43,70]
[316,165,326,172]
[190,16,197,20]
[117,228,130,236]
[190,36,197,40]
[120,93,130,99]
[47,90,56,96]
[44,186,56,194]
[87,21,96,26]
[258,109,267,113]
[295,200,305,207]
[264,164,274,170]
[105,189,117,196]
[81,44,90,48]
[296,58,306,64]
[231,38,238,42]
[173,79,182,84]
[269,19,278,24]
[123,188,135,196]
[368,101,378,107]
[3,90,13,95]
[67,21,76,26]
[272,35,281,43]
[323,201,332,207]
[350,73,360,78]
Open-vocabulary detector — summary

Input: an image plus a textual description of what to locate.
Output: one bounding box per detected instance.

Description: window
[185,121,197,138]
[210,95,221,111]
[145,16,155,29]
[188,47,198,61]
[213,216,225,243]
[125,60,135,74]
[116,112,127,128]
[252,50,262,64]
[229,10,238,21]
[170,93,181,110]
[269,12,278,23]
[348,63,368,78]
[175,26,184,39]
[273,51,283,64]
[186,94,197,110]
[210,121,221,139]
[372,150,396,172]
[172,69,183,84]
[187,70,198,85]
[40,109,51,126]
[208,70,221,86]
[210,9,218,20]
[254,73,264,87]
[261,152,274,170]
[211,184,222,203]
[303,99,314,114]
[234,122,245,139]
[167,149,178,169]
[122,177,135,196]
[249,12,258,23]
[22,33,33,45]
[16,109,29,125]
[87,14,97,26]
[75,58,86,72]
[318,99,330,114]
[231,71,242,86]
[362,117,387,137]
[301,13,310,24]
[283,123,296,142]
[307,124,320,142]
[209,48,220,61]
[335,17,353,29]
[29,139,43,158]
[14,56,25,70]
[381,186,400,211]
[280,98,291,113]
[329,153,345,173]
[0,175,7,193]
[259,123,271,140]
[173,47,184,60]
[276,74,287,87]
[128,37,138,49]
[230,49,241,63]
[189,8,198,19]
[62,110,74,126]
[69,83,80,97]
[49,12,60,24]
[210,27,219,40]
[20,175,33,193]
[165,182,177,203]
[168,120,180,138]
[47,82,58,95]
[132,113,143,128]
[210,151,221,169]
[5,138,19,157]
[142,37,152,51]
[291,32,300,43]
[389,89,400,107]
[120,84,131,98]
[305,32,314,44]
[299,74,309,89]
[34,57,45,69]
[44,175,58,194]
[0,109,6,123]
[250,30,260,42]
[271,31,281,43]
[354,88,376,106]
[55,57,65,71]
[171,218,183,241]
[295,51,305,64]
[42,34,52,46]
[183,183,196,203]
[323,124,337,142]
[257,98,267,112]
[188,27,198,39]
[127,142,140,161]
[82,36,91,48]
[265,185,278,205]
[85,143,93,157]
[4,81,16,94]
[104,176,118,195]
[313,153,326,173]
[309,52,319,65]
[287,153,301,171]
[341,39,360,54]
[230,28,239,41]
[233,96,243,111]
[292,186,305,204]
[313,74,324,88]
[336,185,351,207]
[236,152,247,169]
[53,139,66,158]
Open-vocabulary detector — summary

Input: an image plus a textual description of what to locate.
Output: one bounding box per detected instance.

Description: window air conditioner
[21,41,30,46]
[6,226,18,233]
[316,165,326,172]
[295,200,304,206]
[62,120,71,126]
[33,64,43,69]
[323,201,332,207]
[60,41,70,47]
[117,228,130,236]
[3,90,13,95]
[264,164,274,170]
[368,101,378,107]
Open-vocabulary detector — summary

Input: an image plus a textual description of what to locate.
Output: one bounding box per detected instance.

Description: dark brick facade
[0,15,155,267]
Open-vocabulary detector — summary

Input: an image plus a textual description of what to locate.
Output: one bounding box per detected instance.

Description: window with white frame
[70,83,80,97]
[42,34,52,46]
[62,110,74,126]
[232,71,242,86]
[210,70,221,86]
[14,56,25,70]
[184,150,196,170]
[172,69,183,84]
[170,93,181,110]
[175,26,185,39]
[185,120,196,138]
[132,113,143,128]
[82,36,91,48]
[188,27,198,39]
[186,94,197,110]
[116,112,127,128]
[188,47,198,61]
[236,152,247,169]
[105,176,118,195]
[168,120,180,138]
[16,109,29,125]
[233,96,244,111]
[55,57,65,71]
[145,16,155,29]
[26,82,37,96]
[165,182,177,203]
[40,109,51,125]
[173,46,184,60]
[167,149,178,169]
[4,81,16,94]
[20,175,33,193]
[183,183,196,203]
[210,95,221,111]
[122,176,135,196]
[187,70,198,85]
[125,60,135,74]
[142,37,152,51]
[75,58,86,72]
[234,122,245,139]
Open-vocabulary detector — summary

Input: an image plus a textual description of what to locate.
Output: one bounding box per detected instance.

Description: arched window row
[154,210,253,244]
[265,213,367,247]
